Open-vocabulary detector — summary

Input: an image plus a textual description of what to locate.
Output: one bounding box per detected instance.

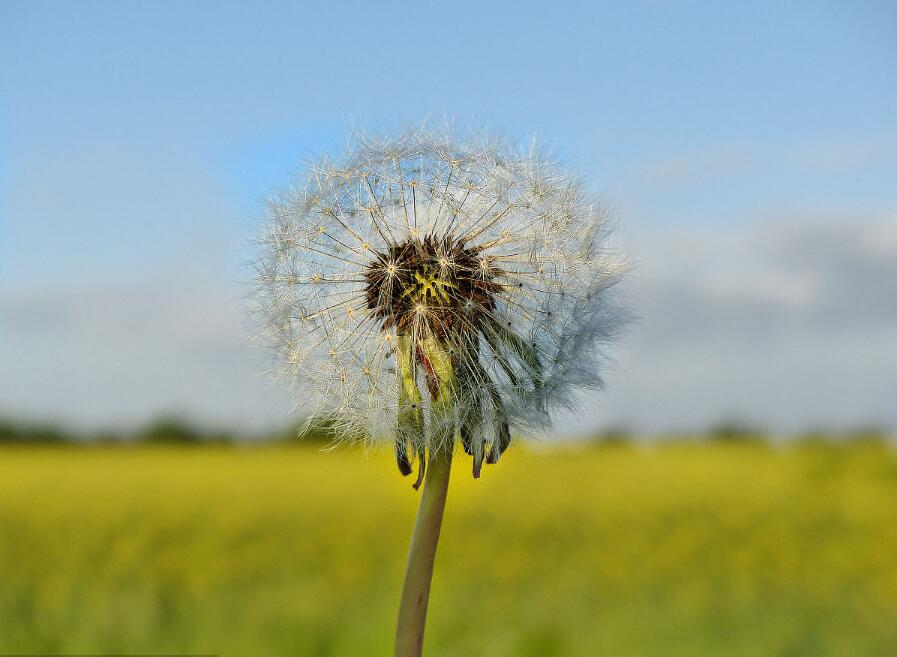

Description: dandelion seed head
[252,126,627,480]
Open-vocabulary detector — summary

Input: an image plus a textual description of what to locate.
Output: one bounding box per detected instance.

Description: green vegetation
[1,441,895,656]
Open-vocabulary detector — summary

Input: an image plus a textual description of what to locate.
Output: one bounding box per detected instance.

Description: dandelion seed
[253,126,626,478]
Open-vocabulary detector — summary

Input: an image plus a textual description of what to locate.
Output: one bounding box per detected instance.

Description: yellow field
[1,442,896,656]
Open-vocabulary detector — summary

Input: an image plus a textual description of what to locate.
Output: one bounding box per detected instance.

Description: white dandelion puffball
[253,128,626,482]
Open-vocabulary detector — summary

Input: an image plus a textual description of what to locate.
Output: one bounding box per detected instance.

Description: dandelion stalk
[252,125,627,656]
[394,446,453,657]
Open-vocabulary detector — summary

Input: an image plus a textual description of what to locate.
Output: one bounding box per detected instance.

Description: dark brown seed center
[364,235,502,337]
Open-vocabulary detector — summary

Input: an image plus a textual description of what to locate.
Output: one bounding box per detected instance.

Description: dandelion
[252,126,626,657]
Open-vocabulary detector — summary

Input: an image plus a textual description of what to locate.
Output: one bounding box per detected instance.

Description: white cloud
[576,215,897,434]
[0,272,291,432]
[2,215,895,436]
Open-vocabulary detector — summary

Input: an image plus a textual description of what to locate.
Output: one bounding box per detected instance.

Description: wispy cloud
[0,272,288,431]
[582,215,897,433]
[3,215,894,435]
[638,136,897,187]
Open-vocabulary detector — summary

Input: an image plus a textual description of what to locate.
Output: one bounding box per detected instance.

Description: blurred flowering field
[1,442,895,657]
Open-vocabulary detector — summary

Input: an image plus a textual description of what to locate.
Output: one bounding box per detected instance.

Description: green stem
[394,448,454,657]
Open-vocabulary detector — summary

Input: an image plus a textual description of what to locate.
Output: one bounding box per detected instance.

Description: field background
[1,441,896,657]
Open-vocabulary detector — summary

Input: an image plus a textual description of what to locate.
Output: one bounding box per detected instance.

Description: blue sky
[2,1,895,433]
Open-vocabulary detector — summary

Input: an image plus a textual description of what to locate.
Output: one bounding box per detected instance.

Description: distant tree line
[591,419,892,447]
[0,416,338,445]
[0,415,891,446]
